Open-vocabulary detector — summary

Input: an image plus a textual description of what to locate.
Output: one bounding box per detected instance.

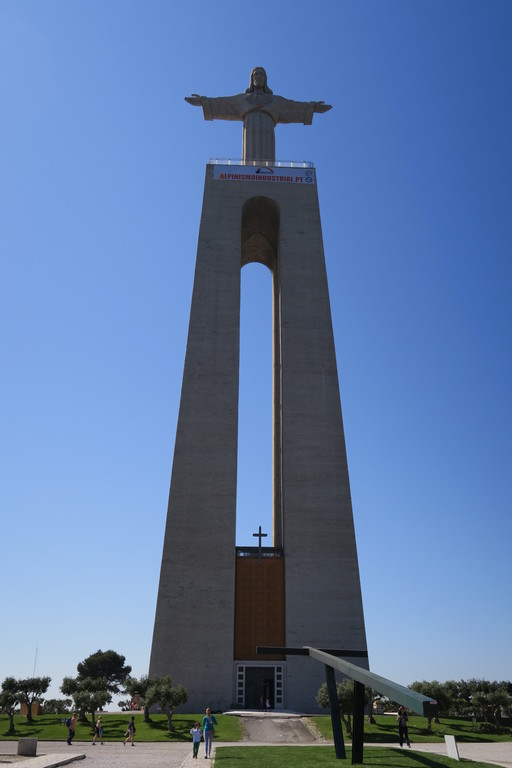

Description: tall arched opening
[234,197,285,708]
[239,196,283,547]
[236,262,273,545]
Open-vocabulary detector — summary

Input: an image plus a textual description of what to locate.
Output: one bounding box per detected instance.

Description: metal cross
[252,525,268,563]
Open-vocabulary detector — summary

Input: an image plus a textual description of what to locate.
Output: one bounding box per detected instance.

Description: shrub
[473,721,511,735]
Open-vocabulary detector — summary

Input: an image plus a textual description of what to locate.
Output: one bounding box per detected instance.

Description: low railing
[209,158,314,169]
[236,546,284,558]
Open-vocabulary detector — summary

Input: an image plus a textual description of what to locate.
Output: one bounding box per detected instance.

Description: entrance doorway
[245,666,274,709]
[236,664,284,710]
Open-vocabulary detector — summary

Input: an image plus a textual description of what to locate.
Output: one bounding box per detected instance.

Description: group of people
[65,713,136,747]
[190,707,218,759]
[65,708,217,758]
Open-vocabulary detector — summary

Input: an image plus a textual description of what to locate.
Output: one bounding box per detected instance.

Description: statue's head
[246,67,273,94]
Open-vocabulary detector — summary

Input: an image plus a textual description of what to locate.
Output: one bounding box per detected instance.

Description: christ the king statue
[185,66,332,163]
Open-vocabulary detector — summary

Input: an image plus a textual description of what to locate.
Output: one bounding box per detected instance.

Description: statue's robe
[199,92,317,162]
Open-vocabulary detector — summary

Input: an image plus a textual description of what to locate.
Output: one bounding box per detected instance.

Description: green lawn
[213,746,501,767]
[0,713,242,742]
[2,713,510,749]
[311,715,512,744]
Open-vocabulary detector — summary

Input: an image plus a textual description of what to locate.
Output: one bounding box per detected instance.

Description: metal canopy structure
[257,646,438,763]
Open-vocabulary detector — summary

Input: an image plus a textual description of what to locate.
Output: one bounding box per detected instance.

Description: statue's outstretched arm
[314,101,332,114]
[184,94,244,122]
[185,94,204,106]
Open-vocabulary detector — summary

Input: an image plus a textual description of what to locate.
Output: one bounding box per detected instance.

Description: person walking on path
[190,722,202,759]
[92,715,103,745]
[66,713,76,745]
[397,705,411,748]
[202,707,217,759]
[123,715,136,747]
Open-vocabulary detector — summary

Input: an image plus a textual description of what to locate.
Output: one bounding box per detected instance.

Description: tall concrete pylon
[149,69,367,712]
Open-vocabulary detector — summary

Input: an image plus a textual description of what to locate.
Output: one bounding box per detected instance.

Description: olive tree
[61,676,110,725]
[410,680,452,727]
[17,676,51,721]
[145,676,188,732]
[123,675,156,722]
[0,678,20,735]
[317,679,355,735]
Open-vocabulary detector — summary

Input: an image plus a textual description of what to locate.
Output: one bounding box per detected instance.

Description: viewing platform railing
[208,158,314,168]
[236,546,284,558]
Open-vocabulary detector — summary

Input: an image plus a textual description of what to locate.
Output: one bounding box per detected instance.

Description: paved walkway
[1,739,512,768]
[0,740,193,768]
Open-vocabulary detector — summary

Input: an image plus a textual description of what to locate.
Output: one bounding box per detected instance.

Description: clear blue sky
[1,1,511,707]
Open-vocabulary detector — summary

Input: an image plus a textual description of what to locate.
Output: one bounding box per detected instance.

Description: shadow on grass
[145,717,196,740]
[442,722,494,742]
[386,751,452,768]
[2,725,46,737]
